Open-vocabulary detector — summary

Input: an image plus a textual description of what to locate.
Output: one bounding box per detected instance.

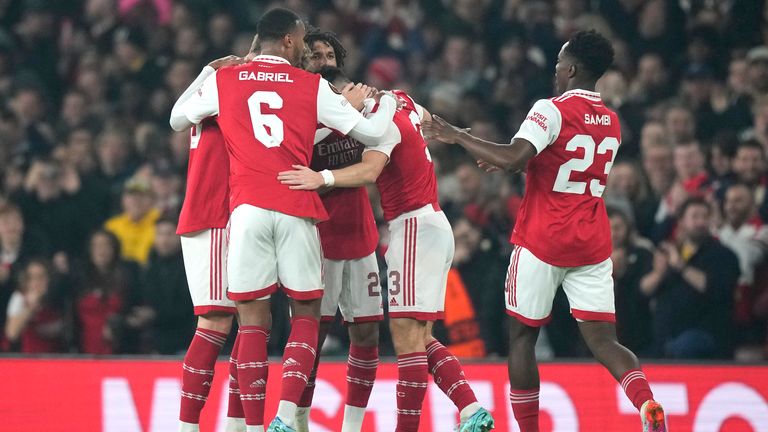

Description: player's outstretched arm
[278,150,389,190]
[423,115,536,172]
[169,55,242,131]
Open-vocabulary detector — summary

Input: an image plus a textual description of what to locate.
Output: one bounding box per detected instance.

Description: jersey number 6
[552,134,619,198]
[247,91,284,148]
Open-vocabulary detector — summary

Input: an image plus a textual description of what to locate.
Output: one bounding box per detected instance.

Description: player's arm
[423,99,561,172]
[279,124,400,190]
[316,79,397,146]
[169,56,241,131]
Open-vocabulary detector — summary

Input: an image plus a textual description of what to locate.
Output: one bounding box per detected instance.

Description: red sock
[237,326,270,427]
[279,316,319,404]
[227,330,244,419]
[346,344,379,408]
[426,340,477,412]
[395,352,428,432]
[620,369,654,411]
[298,354,321,408]
[510,388,539,432]
[180,328,226,424]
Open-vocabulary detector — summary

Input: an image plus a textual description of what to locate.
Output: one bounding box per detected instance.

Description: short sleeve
[179,71,220,125]
[314,128,332,145]
[362,122,401,157]
[512,99,562,154]
[316,79,364,135]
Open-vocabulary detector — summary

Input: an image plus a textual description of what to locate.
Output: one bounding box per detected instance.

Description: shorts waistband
[389,203,441,224]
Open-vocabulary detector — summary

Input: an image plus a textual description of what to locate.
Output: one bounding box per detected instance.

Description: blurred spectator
[664,105,696,145]
[609,207,653,355]
[75,230,139,354]
[718,183,768,353]
[130,218,193,354]
[448,218,506,356]
[731,141,767,220]
[10,158,91,256]
[747,46,768,99]
[104,177,160,265]
[642,198,740,358]
[4,259,67,353]
[0,204,50,335]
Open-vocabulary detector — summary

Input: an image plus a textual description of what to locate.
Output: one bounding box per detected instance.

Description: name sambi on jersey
[366,90,439,221]
[177,118,229,235]
[311,129,378,260]
[511,89,620,267]
[178,55,367,222]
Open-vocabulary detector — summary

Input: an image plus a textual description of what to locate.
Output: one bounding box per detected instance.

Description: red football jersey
[178,55,368,222]
[177,119,229,235]
[511,89,621,267]
[310,130,378,259]
[369,90,439,221]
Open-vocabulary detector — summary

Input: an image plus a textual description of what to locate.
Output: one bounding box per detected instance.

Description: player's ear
[568,63,578,79]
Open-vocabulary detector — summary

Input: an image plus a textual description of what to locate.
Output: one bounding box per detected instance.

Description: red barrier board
[0,359,766,431]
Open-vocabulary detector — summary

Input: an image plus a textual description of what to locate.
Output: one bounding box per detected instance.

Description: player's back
[215,56,327,221]
[177,119,230,234]
[376,90,439,221]
[512,89,620,267]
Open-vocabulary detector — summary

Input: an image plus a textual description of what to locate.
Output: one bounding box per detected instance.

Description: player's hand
[477,159,501,172]
[660,242,683,271]
[422,115,467,144]
[278,165,324,190]
[341,83,370,111]
[208,55,244,70]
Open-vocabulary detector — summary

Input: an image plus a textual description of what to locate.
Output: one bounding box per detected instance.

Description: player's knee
[349,322,379,347]
[291,298,322,319]
[197,313,234,333]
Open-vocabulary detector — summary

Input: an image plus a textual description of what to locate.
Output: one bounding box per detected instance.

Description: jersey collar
[559,89,602,101]
[252,55,291,65]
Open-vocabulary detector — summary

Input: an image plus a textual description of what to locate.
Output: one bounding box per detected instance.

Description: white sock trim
[460,402,482,422]
[276,401,298,428]
[341,404,366,432]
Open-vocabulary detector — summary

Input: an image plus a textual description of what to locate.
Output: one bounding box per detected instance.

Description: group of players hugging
[168,7,667,432]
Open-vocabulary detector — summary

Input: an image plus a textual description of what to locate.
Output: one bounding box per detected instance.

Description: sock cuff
[509,388,540,403]
[238,326,270,337]
[194,328,227,346]
[620,369,647,389]
[397,352,427,368]
[349,344,379,359]
[425,340,443,355]
[291,315,319,325]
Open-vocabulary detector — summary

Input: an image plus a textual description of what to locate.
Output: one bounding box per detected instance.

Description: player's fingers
[340,83,354,93]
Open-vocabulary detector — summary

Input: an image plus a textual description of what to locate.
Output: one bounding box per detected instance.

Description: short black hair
[305,30,347,68]
[736,139,765,159]
[257,8,301,43]
[678,196,711,219]
[319,66,349,86]
[563,30,614,80]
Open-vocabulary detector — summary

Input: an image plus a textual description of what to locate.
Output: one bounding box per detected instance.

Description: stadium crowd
[0,0,767,361]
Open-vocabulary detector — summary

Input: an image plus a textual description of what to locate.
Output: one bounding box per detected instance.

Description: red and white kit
[177,118,234,315]
[366,90,453,321]
[311,129,383,323]
[506,89,621,326]
[177,55,375,301]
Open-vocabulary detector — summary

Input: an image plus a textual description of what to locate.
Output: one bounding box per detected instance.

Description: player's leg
[417,218,492,431]
[564,259,666,431]
[269,214,325,431]
[228,205,281,432]
[337,253,383,432]
[295,258,345,431]
[386,214,445,432]
[179,229,240,432]
[390,317,429,432]
[505,246,564,432]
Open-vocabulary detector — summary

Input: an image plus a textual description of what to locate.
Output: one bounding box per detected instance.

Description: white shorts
[505,245,615,326]
[321,253,384,324]
[227,204,323,301]
[385,205,454,321]
[180,228,236,315]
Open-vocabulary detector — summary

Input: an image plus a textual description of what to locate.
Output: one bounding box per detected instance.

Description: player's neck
[257,44,290,63]
[565,80,597,93]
